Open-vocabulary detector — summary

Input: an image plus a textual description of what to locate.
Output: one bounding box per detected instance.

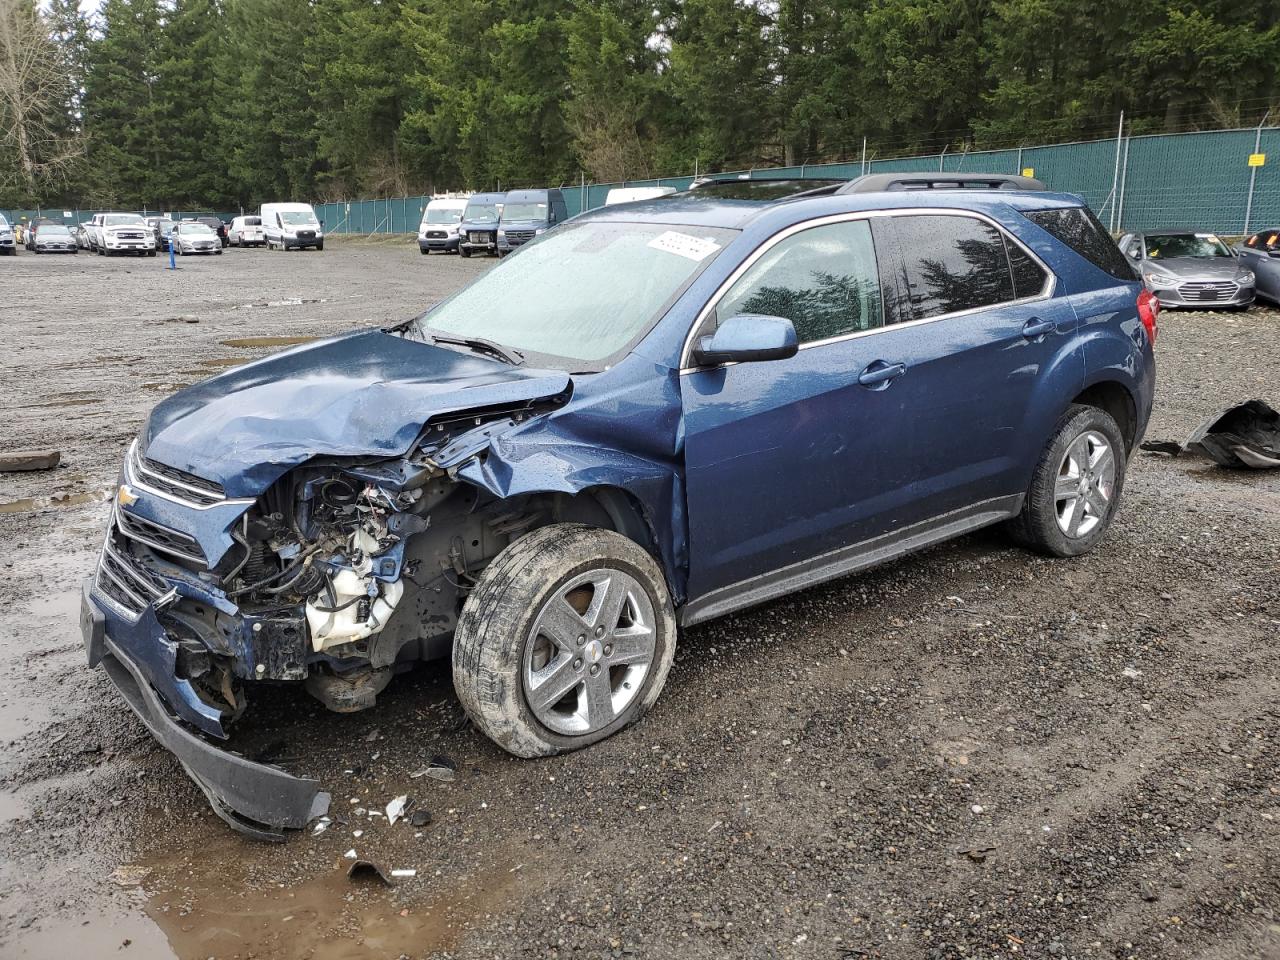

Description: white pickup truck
[88,213,156,256]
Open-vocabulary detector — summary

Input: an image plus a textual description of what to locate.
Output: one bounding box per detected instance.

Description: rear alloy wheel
[1007,404,1127,557]
[453,524,676,758]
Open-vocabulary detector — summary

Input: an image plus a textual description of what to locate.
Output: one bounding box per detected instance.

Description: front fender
[439,361,690,604]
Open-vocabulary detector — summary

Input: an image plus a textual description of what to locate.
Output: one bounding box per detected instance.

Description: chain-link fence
[310,123,1280,237]
[10,122,1277,238]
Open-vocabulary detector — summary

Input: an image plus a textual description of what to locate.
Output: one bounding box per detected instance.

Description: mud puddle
[220,335,319,349]
[7,840,528,960]
[0,489,111,514]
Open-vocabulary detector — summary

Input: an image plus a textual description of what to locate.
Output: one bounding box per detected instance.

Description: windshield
[501,202,547,222]
[280,211,317,226]
[0,216,8,228]
[416,220,733,368]
[160,221,175,233]
[463,202,499,223]
[424,206,464,225]
[183,224,215,235]
[242,217,261,226]
[41,225,71,236]
[1145,233,1232,259]
[105,214,145,226]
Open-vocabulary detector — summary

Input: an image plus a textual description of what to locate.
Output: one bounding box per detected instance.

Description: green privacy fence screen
[9,125,1276,238]
[311,125,1280,238]
[0,207,237,227]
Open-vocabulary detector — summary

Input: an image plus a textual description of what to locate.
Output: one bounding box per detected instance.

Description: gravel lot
[1,241,1278,960]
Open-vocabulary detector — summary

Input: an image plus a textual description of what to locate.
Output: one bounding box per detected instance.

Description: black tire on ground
[316,241,323,251]
[452,523,677,759]
[460,248,471,258]
[1006,403,1128,558]
[148,250,156,257]
[420,247,429,255]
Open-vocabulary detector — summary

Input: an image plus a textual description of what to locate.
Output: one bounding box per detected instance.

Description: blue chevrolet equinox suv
[81,172,1156,838]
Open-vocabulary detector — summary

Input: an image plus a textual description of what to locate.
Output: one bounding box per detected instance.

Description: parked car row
[1119,227,1279,309]
[417,189,569,257]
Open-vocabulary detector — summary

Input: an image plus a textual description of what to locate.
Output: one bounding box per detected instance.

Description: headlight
[1239,269,1255,284]
[497,229,506,238]
[1145,271,1176,285]
[535,228,546,235]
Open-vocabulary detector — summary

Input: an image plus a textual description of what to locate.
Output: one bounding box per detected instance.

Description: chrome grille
[426,230,447,239]
[504,229,534,243]
[1177,280,1237,302]
[96,531,173,619]
[115,231,146,240]
[129,443,225,507]
[116,509,205,565]
[468,231,490,243]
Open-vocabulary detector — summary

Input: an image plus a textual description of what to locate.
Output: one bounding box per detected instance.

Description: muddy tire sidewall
[452,524,677,759]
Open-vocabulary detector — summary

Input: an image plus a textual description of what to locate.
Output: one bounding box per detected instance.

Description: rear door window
[715,219,883,344]
[889,214,1017,320]
[1025,206,1136,280]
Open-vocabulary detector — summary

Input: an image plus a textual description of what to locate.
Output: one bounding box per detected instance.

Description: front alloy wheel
[453,524,676,758]
[523,568,657,736]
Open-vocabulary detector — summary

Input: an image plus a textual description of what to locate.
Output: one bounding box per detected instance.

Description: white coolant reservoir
[305,529,404,650]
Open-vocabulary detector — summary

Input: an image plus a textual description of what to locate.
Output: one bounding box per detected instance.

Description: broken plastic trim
[99,638,330,842]
[1141,399,1280,469]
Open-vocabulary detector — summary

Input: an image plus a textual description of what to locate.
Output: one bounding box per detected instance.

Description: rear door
[875,211,1080,515]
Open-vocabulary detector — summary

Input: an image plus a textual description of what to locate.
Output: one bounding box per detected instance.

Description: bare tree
[0,0,84,200]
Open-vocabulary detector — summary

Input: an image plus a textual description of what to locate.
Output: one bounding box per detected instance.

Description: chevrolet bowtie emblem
[117,485,139,508]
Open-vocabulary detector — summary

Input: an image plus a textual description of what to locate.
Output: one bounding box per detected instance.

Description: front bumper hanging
[82,581,330,841]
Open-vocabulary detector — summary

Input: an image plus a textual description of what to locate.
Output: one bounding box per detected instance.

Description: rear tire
[453,524,677,759]
[1007,404,1127,558]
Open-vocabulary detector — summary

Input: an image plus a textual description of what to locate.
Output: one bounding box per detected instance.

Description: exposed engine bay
[156,397,628,726]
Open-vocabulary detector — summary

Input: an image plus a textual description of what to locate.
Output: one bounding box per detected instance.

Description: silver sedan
[172,222,223,256]
[1119,230,1255,309]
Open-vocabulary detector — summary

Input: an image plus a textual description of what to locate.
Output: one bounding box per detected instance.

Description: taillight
[1137,289,1159,344]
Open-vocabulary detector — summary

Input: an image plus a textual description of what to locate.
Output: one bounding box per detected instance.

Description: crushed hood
[142,329,571,497]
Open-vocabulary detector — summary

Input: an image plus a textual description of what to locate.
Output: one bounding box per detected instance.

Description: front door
[679,210,1078,613]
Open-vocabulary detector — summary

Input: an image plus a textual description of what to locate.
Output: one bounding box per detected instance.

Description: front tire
[1007,404,1127,558]
[453,524,677,758]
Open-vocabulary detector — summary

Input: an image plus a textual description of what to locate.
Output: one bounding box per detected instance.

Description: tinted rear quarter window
[891,214,1015,319]
[1026,207,1136,280]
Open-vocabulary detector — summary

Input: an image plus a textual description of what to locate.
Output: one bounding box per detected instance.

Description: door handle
[1022,317,1055,339]
[857,360,907,387]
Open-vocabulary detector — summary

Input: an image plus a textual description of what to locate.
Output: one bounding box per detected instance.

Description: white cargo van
[603,186,677,206]
[260,202,323,251]
[417,197,469,254]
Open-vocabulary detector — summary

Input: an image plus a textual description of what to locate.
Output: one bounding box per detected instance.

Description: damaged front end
[83,393,571,840]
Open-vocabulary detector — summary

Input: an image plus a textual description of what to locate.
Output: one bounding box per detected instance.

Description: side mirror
[693,314,798,366]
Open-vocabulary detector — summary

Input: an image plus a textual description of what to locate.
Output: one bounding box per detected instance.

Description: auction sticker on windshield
[647,231,721,262]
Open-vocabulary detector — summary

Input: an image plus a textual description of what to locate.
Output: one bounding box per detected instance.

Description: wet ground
[1,241,1278,960]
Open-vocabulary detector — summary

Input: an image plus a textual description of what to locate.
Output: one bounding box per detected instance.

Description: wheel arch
[1071,379,1139,452]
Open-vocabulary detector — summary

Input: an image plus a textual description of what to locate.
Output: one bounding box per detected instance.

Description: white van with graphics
[260,202,323,251]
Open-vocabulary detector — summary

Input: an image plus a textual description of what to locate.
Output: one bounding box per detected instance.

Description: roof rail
[836,172,1046,194]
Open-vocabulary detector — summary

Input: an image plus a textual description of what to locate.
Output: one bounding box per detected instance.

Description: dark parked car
[82,173,1156,839]
[1238,227,1280,304]
[496,188,568,255]
[1118,229,1255,309]
[458,191,505,257]
[154,219,177,251]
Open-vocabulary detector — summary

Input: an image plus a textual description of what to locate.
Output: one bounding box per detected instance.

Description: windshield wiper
[429,334,525,366]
